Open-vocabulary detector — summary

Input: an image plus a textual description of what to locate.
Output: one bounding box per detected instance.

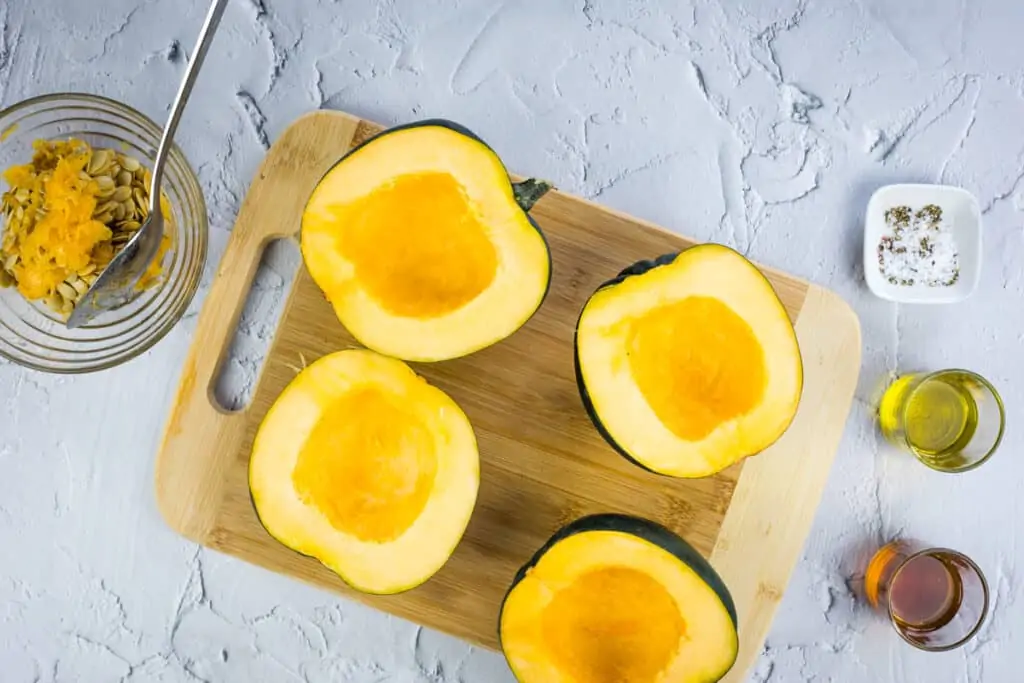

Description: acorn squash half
[500,514,738,683]
[301,120,552,362]
[249,349,479,594]
[575,244,802,478]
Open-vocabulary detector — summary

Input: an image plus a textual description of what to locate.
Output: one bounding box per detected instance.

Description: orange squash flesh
[628,295,767,442]
[542,567,686,683]
[291,385,438,543]
[332,171,498,319]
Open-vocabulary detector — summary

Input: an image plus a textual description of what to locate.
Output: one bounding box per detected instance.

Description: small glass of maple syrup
[865,540,989,651]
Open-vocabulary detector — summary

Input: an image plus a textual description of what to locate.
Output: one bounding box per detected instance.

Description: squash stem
[512,179,553,212]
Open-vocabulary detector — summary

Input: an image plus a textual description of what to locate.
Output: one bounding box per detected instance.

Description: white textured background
[2,0,1024,680]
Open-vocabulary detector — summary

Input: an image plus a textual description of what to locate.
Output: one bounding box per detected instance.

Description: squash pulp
[301,121,551,361]
[249,349,479,594]
[575,244,803,478]
[500,514,738,683]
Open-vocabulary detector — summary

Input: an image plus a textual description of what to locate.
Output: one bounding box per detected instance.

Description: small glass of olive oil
[879,369,1004,472]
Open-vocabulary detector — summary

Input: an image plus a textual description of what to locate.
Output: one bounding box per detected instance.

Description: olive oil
[879,372,979,470]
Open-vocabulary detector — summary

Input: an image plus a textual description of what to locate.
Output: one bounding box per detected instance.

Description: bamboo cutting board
[156,110,860,681]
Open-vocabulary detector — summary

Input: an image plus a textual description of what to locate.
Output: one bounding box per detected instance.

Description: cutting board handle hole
[212,238,301,412]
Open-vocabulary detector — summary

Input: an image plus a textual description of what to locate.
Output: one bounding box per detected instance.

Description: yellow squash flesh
[501,529,738,683]
[301,124,550,362]
[576,244,803,477]
[249,349,479,594]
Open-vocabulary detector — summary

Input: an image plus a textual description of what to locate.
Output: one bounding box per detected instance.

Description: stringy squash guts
[575,244,802,478]
[291,385,438,543]
[0,138,174,317]
[500,516,739,683]
[249,349,480,594]
[301,121,551,362]
[333,171,498,318]
[542,567,685,683]
[628,296,766,442]
[3,143,109,300]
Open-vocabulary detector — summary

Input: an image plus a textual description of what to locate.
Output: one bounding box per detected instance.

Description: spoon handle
[149,0,230,210]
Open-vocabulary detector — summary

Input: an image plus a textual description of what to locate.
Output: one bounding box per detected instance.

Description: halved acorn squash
[248,349,479,594]
[301,120,552,362]
[500,514,738,683]
[575,244,802,478]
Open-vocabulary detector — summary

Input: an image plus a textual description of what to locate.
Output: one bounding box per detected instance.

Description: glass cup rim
[901,368,1005,473]
[0,91,207,373]
[0,91,147,121]
[886,546,990,652]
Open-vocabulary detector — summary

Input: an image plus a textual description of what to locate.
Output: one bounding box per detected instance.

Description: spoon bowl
[66,210,165,328]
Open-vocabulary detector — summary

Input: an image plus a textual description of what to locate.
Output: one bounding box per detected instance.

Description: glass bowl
[0,93,207,373]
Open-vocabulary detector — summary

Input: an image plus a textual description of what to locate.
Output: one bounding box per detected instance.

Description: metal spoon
[67,0,230,328]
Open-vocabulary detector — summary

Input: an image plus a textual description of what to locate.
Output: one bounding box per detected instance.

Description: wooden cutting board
[156,110,860,681]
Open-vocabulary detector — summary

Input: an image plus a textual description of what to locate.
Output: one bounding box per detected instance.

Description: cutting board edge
[712,283,861,682]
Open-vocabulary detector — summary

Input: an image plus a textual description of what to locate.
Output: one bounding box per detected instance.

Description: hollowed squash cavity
[542,567,685,683]
[291,386,438,543]
[628,296,767,442]
[333,172,498,319]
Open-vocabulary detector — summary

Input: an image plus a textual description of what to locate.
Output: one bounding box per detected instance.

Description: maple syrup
[865,541,989,651]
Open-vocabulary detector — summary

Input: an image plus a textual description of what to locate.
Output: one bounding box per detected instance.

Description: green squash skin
[501,513,737,627]
[573,254,681,477]
[308,118,554,311]
[498,514,738,681]
[249,485,436,596]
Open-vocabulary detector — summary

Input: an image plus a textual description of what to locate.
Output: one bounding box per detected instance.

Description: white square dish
[864,183,981,304]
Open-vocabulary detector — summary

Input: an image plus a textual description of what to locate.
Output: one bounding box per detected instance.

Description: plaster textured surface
[2,0,1024,680]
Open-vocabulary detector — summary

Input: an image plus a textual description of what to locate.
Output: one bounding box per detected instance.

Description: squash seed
[133,188,149,214]
[117,170,133,187]
[112,185,132,202]
[93,200,118,217]
[45,292,63,312]
[113,203,126,222]
[87,149,113,175]
[57,281,78,302]
[70,278,89,295]
[4,253,17,271]
[120,155,141,172]
[78,263,97,277]
[0,269,12,288]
